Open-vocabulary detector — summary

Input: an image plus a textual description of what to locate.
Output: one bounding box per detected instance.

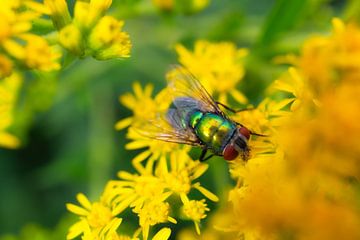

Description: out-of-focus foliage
[2,0,360,240]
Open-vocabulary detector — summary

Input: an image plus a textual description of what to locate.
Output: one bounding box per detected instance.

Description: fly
[137,65,264,162]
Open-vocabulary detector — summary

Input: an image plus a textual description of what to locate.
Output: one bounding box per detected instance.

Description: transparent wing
[166,65,223,114]
[133,111,201,146]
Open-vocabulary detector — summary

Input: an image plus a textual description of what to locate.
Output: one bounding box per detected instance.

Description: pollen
[182,200,209,222]
[137,201,170,226]
[166,170,191,194]
[86,202,113,228]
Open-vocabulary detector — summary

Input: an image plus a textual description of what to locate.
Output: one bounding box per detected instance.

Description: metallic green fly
[139,65,263,161]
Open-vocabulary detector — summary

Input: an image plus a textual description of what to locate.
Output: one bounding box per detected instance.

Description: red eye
[223,144,239,161]
[239,127,251,140]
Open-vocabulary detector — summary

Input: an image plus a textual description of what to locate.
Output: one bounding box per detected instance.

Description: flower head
[0,1,61,76]
[175,40,248,104]
[66,193,121,239]
[182,199,209,234]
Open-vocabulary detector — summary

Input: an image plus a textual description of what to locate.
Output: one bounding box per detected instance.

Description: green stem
[88,80,115,198]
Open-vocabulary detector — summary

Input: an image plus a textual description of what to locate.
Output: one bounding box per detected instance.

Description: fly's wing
[132,65,222,146]
[166,65,222,114]
[133,110,201,146]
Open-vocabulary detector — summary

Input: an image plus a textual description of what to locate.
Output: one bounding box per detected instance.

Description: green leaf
[257,0,310,46]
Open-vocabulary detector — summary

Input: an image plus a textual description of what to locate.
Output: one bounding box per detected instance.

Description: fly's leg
[215,101,254,113]
[250,132,268,137]
[215,102,269,137]
[199,148,215,162]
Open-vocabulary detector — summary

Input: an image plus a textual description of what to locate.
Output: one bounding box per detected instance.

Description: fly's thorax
[190,112,236,153]
[189,110,203,128]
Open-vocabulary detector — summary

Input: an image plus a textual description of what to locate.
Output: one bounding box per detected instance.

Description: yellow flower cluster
[0,1,61,79]
[210,18,360,240]
[45,0,132,60]
[69,78,219,239]
[0,72,22,148]
[176,40,248,104]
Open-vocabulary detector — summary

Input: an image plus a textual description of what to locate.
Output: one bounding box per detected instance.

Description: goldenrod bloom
[88,16,131,60]
[116,82,183,167]
[156,150,219,203]
[0,1,61,76]
[74,0,112,29]
[182,199,209,234]
[66,193,121,239]
[44,0,71,30]
[22,35,61,71]
[46,0,132,60]
[225,18,360,240]
[175,40,248,104]
[58,23,84,56]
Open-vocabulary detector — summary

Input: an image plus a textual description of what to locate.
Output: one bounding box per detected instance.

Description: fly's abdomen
[190,112,236,153]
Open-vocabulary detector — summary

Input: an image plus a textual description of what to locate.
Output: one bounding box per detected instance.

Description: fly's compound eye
[239,127,251,140]
[223,144,239,161]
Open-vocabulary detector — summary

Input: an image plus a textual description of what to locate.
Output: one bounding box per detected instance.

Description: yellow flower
[291,18,360,92]
[175,40,248,104]
[182,199,209,235]
[66,193,121,239]
[45,0,131,60]
[116,82,172,130]
[156,149,219,203]
[0,1,61,74]
[58,23,84,56]
[21,35,61,71]
[0,72,22,148]
[116,82,182,167]
[44,0,71,30]
[99,148,216,237]
[225,18,360,240]
[88,16,131,60]
[74,0,112,29]
[134,199,176,240]
[104,171,168,215]
[271,67,319,111]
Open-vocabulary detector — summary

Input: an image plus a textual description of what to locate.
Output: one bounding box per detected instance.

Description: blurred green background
[0,0,358,238]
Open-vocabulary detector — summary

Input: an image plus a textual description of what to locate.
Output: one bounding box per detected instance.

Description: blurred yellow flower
[226,18,360,240]
[45,0,132,60]
[89,16,131,60]
[0,1,61,76]
[175,40,248,104]
[58,23,84,56]
[44,0,71,30]
[0,72,22,149]
[74,0,112,29]
[290,18,360,92]
[22,35,61,71]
